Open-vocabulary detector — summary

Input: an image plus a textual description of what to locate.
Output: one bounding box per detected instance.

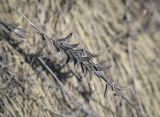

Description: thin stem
[13,7,50,38]
[37,57,64,89]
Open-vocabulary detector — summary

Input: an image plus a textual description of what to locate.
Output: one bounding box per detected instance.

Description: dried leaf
[57,32,72,42]
[60,43,79,49]
[81,63,87,77]
[85,50,98,58]
[104,84,108,97]
[79,56,91,62]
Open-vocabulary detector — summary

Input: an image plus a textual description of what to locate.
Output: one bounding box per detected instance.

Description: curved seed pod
[85,50,98,58]
[87,63,96,71]
[104,84,108,97]
[70,43,79,48]
[73,49,84,56]
[72,53,80,65]
[89,71,93,81]
[60,42,79,49]
[71,52,78,66]
[81,63,88,77]
[52,40,61,52]
[65,50,74,62]
[64,54,70,64]
[79,56,91,62]
[57,32,72,42]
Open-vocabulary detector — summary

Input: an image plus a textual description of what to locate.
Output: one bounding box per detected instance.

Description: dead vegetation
[0,0,160,117]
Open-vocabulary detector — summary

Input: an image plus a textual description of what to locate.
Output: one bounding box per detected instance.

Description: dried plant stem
[14,7,50,38]
[37,57,75,109]
[13,6,140,113]
[37,57,64,89]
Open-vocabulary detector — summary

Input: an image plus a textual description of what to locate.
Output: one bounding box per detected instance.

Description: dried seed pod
[57,33,72,42]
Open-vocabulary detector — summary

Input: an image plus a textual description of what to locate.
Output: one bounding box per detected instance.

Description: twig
[13,7,50,38]
[37,57,64,89]
[12,6,140,113]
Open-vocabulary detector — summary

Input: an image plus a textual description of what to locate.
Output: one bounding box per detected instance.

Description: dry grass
[0,0,160,117]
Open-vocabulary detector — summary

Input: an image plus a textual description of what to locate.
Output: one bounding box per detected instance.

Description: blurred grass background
[0,0,160,117]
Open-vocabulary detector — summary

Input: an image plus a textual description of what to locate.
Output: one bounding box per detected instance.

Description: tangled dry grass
[0,0,160,117]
